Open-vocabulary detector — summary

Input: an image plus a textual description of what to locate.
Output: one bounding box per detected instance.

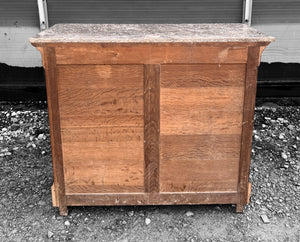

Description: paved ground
[0,99,299,241]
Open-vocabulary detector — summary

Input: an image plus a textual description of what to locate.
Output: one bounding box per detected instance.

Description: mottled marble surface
[30,24,275,43]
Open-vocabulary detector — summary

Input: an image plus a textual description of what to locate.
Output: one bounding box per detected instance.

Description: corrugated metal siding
[252,0,300,24]
[47,0,242,25]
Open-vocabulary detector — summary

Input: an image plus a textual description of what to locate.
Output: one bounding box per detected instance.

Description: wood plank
[57,64,143,88]
[61,127,143,143]
[161,64,246,88]
[144,64,160,193]
[160,87,244,111]
[160,134,241,161]
[66,193,147,206]
[160,110,243,135]
[65,192,239,206]
[58,87,143,116]
[60,114,143,128]
[55,44,248,64]
[237,46,261,212]
[66,185,144,194]
[62,141,144,164]
[41,47,68,216]
[160,159,239,192]
[64,163,144,193]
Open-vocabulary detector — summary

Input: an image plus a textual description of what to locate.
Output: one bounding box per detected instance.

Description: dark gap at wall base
[0,62,299,101]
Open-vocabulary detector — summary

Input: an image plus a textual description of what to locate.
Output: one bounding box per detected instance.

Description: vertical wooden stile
[42,47,68,215]
[144,64,161,197]
[236,46,260,212]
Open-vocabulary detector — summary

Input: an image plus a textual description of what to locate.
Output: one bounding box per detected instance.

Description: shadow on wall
[0,63,46,101]
[0,62,300,101]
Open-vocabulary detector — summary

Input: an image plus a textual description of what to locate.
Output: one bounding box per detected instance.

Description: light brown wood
[57,64,144,88]
[51,184,58,207]
[41,47,68,216]
[236,46,261,212]
[55,44,248,65]
[160,109,243,135]
[247,182,252,204]
[66,192,239,206]
[160,64,246,88]
[33,39,270,214]
[160,159,239,192]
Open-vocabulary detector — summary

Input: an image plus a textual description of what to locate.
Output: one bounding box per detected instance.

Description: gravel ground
[0,99,299,242]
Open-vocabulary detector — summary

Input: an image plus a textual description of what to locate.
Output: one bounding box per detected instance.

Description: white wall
[0,26,42,67]
[253,23,300,63]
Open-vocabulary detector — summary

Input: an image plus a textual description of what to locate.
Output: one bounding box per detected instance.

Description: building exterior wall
[252,0,300,63]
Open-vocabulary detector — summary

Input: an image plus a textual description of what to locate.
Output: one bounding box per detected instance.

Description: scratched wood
[55,44,248,64]
[144,64,160,193]
[41,47,68,216]
[32,40,271,214]
[57,64,145,195]
[159,63,245,194]
[236,46,261,212]
[160,64,246,88]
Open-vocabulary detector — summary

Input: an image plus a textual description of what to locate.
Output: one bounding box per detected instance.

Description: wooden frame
[33,42,270,215]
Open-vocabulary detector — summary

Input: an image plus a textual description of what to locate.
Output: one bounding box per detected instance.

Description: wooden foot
[247,182,252,204]
[59,206,68,216]
[236,204,244,213]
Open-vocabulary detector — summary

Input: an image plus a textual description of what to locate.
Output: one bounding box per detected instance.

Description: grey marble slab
[30,23,275,44]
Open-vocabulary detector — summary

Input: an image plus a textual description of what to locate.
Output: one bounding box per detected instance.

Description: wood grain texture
[55,44,248,64]
[236,46,261,212]
[65,192,239,206]
[57,64,143,88]
[41,47,67,215]
[60,114,143,128]
[57,64,145,195]
[160,110,243,135]
[160,87,244,110]
[161,64,246,88]
[58,87,143,116]
[144,64,160,193]
[160,159,239,192]
[160,134,241,161]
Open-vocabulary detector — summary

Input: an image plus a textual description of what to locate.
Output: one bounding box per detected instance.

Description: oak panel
[61,127,143,143]
[55,44,248,64]
[58,87,143,116]
[57,64,143,88]
[160,134,241,161]
[160,87,244,111]
[160,159,239,192]
[64,162,144,193]
[60,114,143,128]
[160,110,243,135]
[161,64,246,88]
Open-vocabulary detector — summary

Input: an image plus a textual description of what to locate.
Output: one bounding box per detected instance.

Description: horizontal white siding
[0,26,42,67]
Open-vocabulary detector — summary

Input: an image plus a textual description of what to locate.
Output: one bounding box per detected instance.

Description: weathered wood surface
[34,40,270,215]
[144,64,160,194]
[57,64,145,195]
[41,47,67,216]
[236,46,261,212]
[55,44,248,64]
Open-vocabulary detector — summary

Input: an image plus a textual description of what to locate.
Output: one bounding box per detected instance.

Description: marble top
[30,24,275,44]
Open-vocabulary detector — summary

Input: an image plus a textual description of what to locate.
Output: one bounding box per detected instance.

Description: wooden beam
[236,46,260,213]
[144,64,160,195]
[42,47,68,216]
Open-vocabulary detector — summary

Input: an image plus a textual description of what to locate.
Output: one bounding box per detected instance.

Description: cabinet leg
[236,203,244,213]
[59,205,68,216]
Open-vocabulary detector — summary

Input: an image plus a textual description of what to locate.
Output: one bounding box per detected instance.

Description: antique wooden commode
[30,24,274,215]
